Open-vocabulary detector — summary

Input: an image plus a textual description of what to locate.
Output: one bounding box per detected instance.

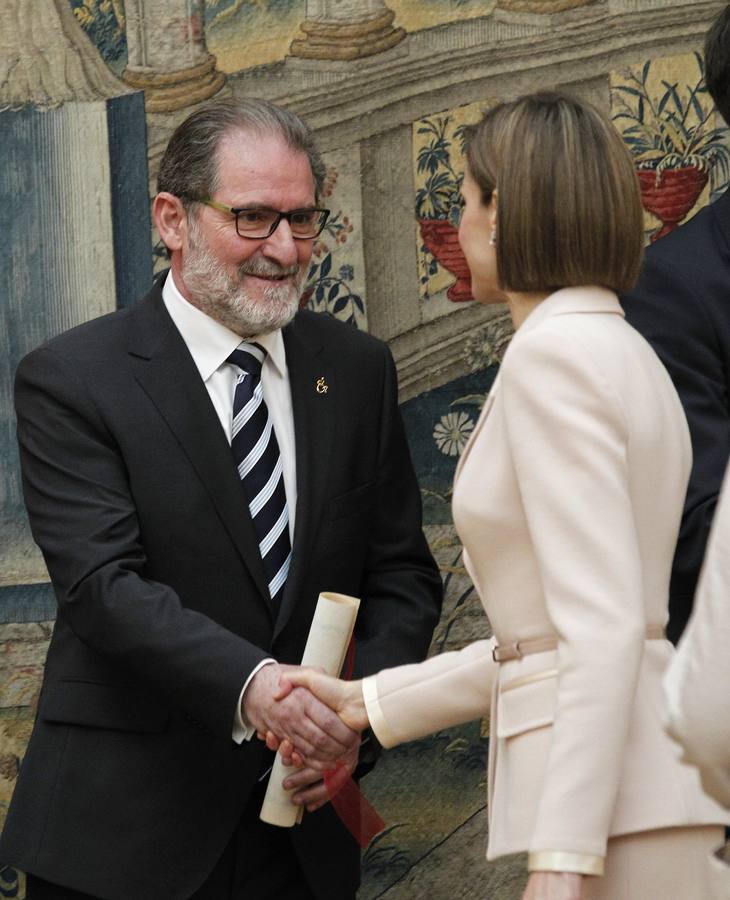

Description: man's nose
[262,218,299,267]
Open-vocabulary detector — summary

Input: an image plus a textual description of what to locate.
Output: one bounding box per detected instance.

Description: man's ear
[152,192,187,252]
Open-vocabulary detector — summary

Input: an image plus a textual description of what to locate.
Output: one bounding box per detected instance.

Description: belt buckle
[492,641,523,663]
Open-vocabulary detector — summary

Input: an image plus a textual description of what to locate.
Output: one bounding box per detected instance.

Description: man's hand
[243,664,358,769]
[522,872,584,900]
[281,740,360,812]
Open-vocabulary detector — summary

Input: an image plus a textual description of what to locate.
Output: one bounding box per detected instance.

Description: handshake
[243,664,369,812]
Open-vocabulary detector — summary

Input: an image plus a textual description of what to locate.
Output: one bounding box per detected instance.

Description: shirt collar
[252,329,287,379]
[162,270,286,381]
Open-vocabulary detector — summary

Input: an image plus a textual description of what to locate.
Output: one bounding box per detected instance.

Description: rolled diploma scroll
[260,591,361,827]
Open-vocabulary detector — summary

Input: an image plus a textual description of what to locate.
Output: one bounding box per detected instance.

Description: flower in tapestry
[433,411,475,457]
[301,149,367,330]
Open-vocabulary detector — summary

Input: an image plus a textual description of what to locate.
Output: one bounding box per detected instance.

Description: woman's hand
[522,872,584,900]
[263,669,370,767]
[275,668,369,733]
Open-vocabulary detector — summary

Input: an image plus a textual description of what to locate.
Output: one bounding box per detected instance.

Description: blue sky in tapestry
[205,0,303,27]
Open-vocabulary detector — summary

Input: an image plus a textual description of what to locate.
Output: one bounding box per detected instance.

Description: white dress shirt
[162,271,295,742]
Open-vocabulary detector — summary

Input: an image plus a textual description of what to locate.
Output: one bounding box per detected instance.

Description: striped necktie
[228,343,291,608]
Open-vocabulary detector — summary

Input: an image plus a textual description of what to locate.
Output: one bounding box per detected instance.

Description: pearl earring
[489,230,497,247]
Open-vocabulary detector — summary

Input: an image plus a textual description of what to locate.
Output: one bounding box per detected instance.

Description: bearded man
[0,98,442,900]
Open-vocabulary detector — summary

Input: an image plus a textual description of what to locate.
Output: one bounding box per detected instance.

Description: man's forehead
[218,126,283,154]
[211,130,316,205]
[216,129,313,183]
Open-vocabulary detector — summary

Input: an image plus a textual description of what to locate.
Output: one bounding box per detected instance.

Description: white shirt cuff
[232,658,277,744]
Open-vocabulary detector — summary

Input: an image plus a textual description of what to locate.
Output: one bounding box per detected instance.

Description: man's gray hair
[157,97,326,203]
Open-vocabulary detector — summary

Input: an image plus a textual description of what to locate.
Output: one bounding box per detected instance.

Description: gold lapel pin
[316,376,329,394]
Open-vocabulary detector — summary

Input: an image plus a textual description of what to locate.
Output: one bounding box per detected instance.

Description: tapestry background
[1,1,729,897]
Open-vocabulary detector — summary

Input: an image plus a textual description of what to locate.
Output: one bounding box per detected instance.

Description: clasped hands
[243,664,367,812]
[244,666,586,900]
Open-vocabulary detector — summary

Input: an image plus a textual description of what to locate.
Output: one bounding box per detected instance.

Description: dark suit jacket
[0,278,442,900]
[622,187,730,643]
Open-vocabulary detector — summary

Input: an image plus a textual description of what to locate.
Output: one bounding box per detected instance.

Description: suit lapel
[127,286,273,616]
[274,318,336,637]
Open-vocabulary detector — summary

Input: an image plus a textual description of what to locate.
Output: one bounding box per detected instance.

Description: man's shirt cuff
[232,658,277,744]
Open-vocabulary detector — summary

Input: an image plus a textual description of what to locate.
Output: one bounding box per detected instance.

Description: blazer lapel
[127,287,273,616]
[455,372,501,484]
[274,318,336,637]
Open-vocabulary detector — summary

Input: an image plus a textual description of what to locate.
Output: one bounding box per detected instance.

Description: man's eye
[239,210,269,224]
[291,211,316,226]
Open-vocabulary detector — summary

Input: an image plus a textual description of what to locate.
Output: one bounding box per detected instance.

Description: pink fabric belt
[492,624,666,663]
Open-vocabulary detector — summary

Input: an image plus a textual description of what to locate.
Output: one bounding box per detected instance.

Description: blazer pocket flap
[496,670,558,739]
[40,679,169,733]
[326,481,376,520]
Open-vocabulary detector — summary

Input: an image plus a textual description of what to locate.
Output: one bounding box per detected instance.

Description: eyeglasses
[198,199,331,240]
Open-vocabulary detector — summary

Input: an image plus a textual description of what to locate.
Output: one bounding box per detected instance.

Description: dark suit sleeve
[353,344,442,677]
[15,346,268,738]
[623,254,730,641]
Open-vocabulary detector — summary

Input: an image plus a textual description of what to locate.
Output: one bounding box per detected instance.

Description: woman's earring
[489,230,497,247]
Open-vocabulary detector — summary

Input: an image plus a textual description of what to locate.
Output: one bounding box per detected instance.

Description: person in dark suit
[622,4,730,644]
[0,97,442,900]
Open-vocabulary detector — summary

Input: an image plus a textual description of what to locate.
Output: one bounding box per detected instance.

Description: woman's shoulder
[505,294,652,374]
[502,311,621,377]
[500,302,663,423]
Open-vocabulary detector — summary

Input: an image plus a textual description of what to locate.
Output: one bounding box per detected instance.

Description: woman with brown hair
[274,92,730,899]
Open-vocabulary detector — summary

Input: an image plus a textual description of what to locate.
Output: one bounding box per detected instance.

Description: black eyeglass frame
[194,199,331,240]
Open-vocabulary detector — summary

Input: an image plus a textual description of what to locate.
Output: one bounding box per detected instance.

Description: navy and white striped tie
[228,343,291,607]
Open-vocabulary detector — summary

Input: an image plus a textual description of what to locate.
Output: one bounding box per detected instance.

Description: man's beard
[181,217,304,337]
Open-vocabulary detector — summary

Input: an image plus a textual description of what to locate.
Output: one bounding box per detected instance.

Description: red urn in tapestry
[415,116,474,302]
[418,219,473,301]
[613,56,730,242]
[637,167,709,242]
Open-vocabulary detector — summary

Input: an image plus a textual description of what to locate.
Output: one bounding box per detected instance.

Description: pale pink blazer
[665,459,730,811]
[364,287,729,868]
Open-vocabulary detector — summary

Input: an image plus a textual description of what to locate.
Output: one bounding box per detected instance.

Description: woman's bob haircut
[464,91,644,295]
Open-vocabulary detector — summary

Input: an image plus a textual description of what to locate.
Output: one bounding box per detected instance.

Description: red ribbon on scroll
[323,764,385,849]
[342,635,356,681]
[323,637,386,848]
